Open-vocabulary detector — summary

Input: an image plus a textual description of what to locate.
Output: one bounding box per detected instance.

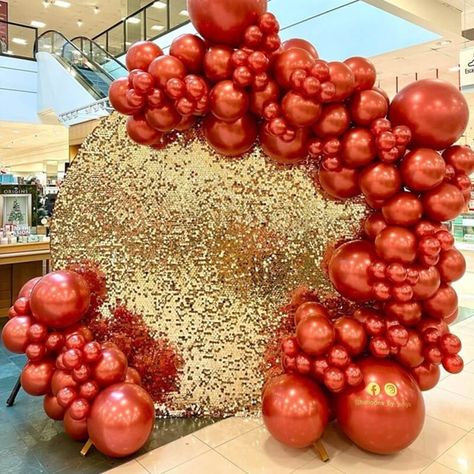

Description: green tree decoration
[8,199,24,224]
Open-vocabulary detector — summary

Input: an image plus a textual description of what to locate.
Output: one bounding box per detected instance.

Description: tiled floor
[107,314,474,474]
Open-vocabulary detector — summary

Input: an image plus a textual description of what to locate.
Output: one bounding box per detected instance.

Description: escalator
[35,30,127,101]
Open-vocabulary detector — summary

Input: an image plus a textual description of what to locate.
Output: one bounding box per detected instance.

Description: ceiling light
[12,38,27,45]
[77,19,83,27]
[31,20,46,28]
[126,17,141,24]
[54,0,71,8]
[151,24,164,31]
[449,65,460,72]
[94,6,100,14]
[437,39,452,46]
[179,9,189,16]
[43,0,49,7]
[152,1,166,8]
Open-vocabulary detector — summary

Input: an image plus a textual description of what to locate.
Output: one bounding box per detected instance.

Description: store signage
[460,46,474,89]
[0,1,7,53]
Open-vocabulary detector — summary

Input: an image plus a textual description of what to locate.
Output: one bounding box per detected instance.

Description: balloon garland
[108,0,473,457]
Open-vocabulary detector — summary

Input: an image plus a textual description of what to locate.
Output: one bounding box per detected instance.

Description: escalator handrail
[69,35,126,69]
[34,29,116,82]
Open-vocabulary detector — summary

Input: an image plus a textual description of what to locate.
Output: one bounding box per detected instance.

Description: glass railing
[70,36,127,79]
[36,30,116,100]
[0,20,38,60]
[92,0,190,59]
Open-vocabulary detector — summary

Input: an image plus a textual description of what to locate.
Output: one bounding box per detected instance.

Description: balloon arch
[2,0,474,460]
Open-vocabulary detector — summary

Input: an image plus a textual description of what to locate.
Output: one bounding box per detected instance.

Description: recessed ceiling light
[31,20,46,28]
[54,0,71,8]
[94,6,100,14]
[179,9,189,16]
[126,17,141,24]
[151,24,164,31]
[152,1,166,8]
[12,38,27,45]
[437,39,452,46]
[449,65,460,71]
[77,19,83,27]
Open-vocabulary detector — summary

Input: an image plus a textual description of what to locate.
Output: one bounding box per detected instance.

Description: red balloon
[335,358,424,454]
[340,128,377,168]
[334,317,367,355]
[57,386,78,408]
[312,103,350,138]
[418,317,449,337]
[443,145,474,175]
[91,347,128,387]
[63,409,89,441]
[294,302,329,325]
[422,183,465,222]
[359,162,401,201]
[396,330,424,368]
[204,45,234,82]
[274,48,316,89]
[44,394,66,420]
[282,91,322,127]
[343,57,376,91]
[145,103,181,132]
[423,284,458,319]
[381,192,423,226]
[296,315,335,356]
[204,113,257,157]
[411,362,440,391]
[125,367,142,385]
[318,167,360,200]
[148,55,186,90]
[444,308,459,325]
[385,301,422,327]
[30,270,91,329]
[51,369,78,396]
[109,78,141,116]
[412,266,441,300]
[442,354,464,374]
[126,115,163,146]
[328,62,355,101]
[188,0,267,46]
[282,39,318,59]
[13,297,30,316]
[262,374,329,448]
[126,41,162,71]
[350,90,388,127]
[1,315,33,353]
[250,80,280,116]
[83,341,102,364]
[88,383,155,457]
[210,80,249,122]
[364,212,387,240]
[69,398,90,421]
[169,34,206,73]
[18,276,42,299]
[439,333,462,355]
[260,125,308,164]
[25,343,46,362]
[375,226,417,263]
[389,79,468,150]
[21,359,55,396]
[328,240,377,302]
[438,249,466,282]
[400,148,446,192]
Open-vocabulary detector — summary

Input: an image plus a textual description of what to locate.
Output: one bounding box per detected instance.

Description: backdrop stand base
[6,376,21,407]
[314,440,329,462]
[80,439,93,457]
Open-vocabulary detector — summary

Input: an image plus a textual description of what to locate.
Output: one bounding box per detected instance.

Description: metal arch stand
[6,375,21,407]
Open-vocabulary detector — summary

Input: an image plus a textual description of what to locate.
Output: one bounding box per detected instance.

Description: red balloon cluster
[1,272,155,458]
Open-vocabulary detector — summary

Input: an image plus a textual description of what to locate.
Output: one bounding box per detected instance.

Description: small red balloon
[400,148,446,192]
[274,48,316,89]
[204,45,234,82]
[318,167,360,200]
[350,90,388,127]
[44,394,66,420]
[294,302,328,325]
[422,183,465,222]
[21,359,55,396]
[1,315,34,353]
[395,330,424,368]
[328,61,355,101]
[91,347,128,387]
[411,362,440,391]
[438,249,466,282]
[170,34,206,73]
[333,317,367,356]
[340,128,377,168]
[282,38,318,58]
[126,41,163,71]
[260,125,308,164]
[210,80,249,122]
[443,145,474,175]
[296,315,335,357]
[63,409,89,441]
[423,284,458,320]
[343,57,376,91]
[359,161,401,202]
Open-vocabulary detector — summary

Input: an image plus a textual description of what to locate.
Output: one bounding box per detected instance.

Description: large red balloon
[438,249,466,282]
[64,409,89,441]
[412,265,441,300]
[400,148,446,192]
[126,41,163,71]
[282,39,318,58]
[91,347,127,388]
[443,145,474,175]
[126,115,163,146]
[396,330,424,368]
[30,270,91,329]
[364,212,387,240]
[375,226,417,263]
[422,183,465,222]
[329,240,377,302]
[88,383,155,457]
[262,374,329,448]
[423,284,458,319]
[411,362,440,391]
[328,62,355,101]
[204,114,257,156]
[44,394,66,420]
[21,359,55,396]
[210,80,249,122]
[260,125,308,164]
[359,162,401,201]
[350,90,388,127]
[274,48,316,89]
[318,167,360,200]
[18,276,42,299]
[343,57,376,91]
[170,34,206,73]
[109,78,141,116]
[313,103,350,138]
[282,91,322,127]
[341,128,376,168]
[335,358,425,454]
[1,315,33,353]
[389,79,468,150]
[188,0,267,46]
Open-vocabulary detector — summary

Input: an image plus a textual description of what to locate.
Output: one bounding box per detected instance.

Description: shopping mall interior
[1,0,474,473]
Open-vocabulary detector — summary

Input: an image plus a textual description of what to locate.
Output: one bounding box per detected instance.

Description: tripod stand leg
[6,376,21,407]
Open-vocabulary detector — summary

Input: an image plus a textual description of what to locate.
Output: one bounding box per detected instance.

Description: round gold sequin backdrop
[51,113,368,416]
